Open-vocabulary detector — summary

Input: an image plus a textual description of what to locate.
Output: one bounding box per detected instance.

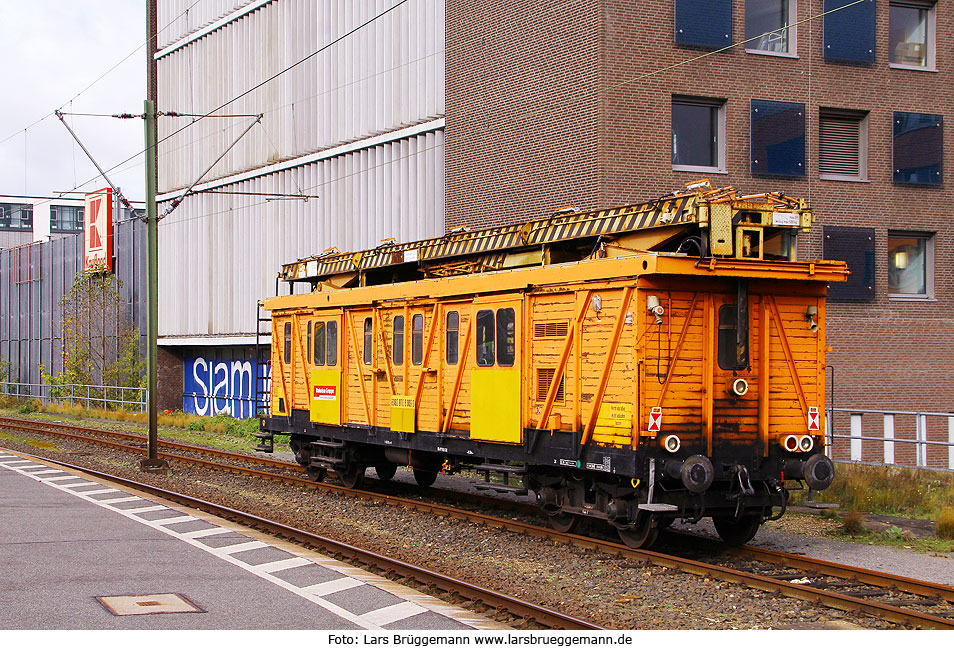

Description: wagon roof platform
[0,448,506,630]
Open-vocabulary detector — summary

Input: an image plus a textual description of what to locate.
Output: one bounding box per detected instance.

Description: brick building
[446,0,952,466]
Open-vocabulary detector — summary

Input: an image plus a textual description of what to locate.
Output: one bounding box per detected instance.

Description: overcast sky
[0,2,146,201]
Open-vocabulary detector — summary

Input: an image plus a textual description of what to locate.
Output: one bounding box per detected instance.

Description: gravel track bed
[1,433,901,630]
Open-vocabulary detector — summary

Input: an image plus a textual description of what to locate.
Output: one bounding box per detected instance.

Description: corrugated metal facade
[155,0,446,342]
[0,221,146,385]
[157,127,444,339]
[157,0,445,191]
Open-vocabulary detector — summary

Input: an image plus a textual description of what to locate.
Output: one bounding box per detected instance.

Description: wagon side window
[475,309,495,367]
[411,314,424,365]
[446,311,459,365]
[393,316,405,366]
[307,321,313,364]
[496,307,515,367]
[283,322,292,364]
[718,304,748,370]
[326,321,338,366]
[363,317,373,365]
[314,321,326,366]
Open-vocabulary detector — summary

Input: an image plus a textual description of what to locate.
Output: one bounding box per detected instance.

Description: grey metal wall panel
[157,0,260,49]
[156,0,444,193]
[0,222,146,386]
[157,128,444,340]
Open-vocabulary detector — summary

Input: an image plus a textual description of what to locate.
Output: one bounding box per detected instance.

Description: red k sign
[84,188,113,271]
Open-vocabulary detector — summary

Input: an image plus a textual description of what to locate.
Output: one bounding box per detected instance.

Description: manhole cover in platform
[96,593,205,616]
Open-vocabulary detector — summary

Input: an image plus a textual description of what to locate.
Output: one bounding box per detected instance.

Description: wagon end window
[326,321,338,366]
[307,321,313,364]
[718,304,748,370]
[446,311,459,365]
[475,310,495,367]
[314,321,326,366]
[393,315,405,366]
[363,317,373,365]
[411,314,424,365]
[283,322,292,364]
[496,308,515,367]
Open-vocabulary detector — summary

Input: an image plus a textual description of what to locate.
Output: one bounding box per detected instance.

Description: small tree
[42,269,145,405]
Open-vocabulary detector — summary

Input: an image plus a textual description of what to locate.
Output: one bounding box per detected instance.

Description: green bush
[16,400,41,414]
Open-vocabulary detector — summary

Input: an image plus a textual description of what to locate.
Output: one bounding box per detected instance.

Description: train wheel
[339,464,365,489]
[375,463,397,481]
[712,515,761,546]
[305,466,327,482]
[617,515,659,549]
[413,468,438,487]
[547,511,581,534]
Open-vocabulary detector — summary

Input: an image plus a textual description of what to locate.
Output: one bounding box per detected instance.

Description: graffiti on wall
[184,355,269,419]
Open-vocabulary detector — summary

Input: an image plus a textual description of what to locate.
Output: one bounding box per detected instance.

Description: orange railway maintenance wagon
[258,182,848,547]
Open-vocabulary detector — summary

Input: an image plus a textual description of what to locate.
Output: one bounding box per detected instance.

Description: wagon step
[637,503,678,512]
[309,454,340,465]
[253,432,274,453]
[472,463,527,474]
[473,482,529,496]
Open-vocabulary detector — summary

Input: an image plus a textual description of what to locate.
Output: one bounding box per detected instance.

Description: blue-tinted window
[824,226,875,301]
[751,100,805,176]
[893,112,942,185]
[824,0,876,63]
[675,0,732,49]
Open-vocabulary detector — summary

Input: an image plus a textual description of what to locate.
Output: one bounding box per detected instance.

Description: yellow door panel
[310,368,341,425]
[470,367,521,443]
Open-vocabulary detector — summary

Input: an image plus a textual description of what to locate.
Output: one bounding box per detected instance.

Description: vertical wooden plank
[702,293,714,456]
[758,296,770,457]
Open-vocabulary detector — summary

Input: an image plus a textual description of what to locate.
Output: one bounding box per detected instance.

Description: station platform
[0,448,508,630]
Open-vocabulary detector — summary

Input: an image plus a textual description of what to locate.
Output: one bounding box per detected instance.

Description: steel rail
[4,449,601,631]
[4,415,953,628]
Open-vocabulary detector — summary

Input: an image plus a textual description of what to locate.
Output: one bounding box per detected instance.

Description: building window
[751,100,805,177]
[746,0,796,56]
[824,0,876,63]
[50,205,84,232]
[824,226,876,301]
[674,0,732,49]
[888,232,934,298]
[446,311,459,365]
[889,1,936,69]
[672,96,725,172]
[893,112,942,185]
[0,203,33,230]
[819,109,868,181]
[392,315,404,366]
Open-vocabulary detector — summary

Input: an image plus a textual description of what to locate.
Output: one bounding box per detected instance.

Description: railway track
[4,414,954,629]
[1,446,599,631]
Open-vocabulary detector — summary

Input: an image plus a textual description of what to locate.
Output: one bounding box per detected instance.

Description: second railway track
[3,413,953,629]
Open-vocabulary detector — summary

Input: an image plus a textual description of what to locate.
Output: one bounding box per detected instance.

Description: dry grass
[936,508,954,540]
[842,510,866,536]
[822,463,954,522]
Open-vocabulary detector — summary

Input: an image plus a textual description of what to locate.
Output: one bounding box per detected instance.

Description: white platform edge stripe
[149,515,197,526]
[123,505,169,515]
[58,482,99,489]
[301,577,363,597]
[12,464,48,469]
[97,496,144,505]
[362,602,428,627]
[210,540,268,555]
[29,469,69,476]
[0,450,502,630]
[255,557,312,574]
[79,488,121,497]
[180,526,234,540]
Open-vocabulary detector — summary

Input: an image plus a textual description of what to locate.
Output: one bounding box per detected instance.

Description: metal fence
[0,382,146,412]
[826,407,954,472]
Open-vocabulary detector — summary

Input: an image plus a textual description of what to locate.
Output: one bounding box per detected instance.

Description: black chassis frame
[262,410,801,519]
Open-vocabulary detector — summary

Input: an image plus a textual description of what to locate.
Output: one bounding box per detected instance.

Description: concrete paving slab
[0,448,508,631]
